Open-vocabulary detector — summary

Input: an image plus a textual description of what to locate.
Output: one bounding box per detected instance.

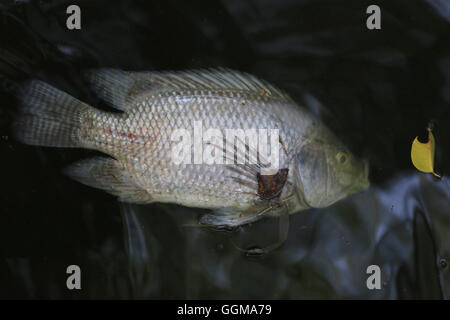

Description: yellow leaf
[411,128,441,178]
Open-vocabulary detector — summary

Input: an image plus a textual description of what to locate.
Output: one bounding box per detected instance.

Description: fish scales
[80,89,301,204]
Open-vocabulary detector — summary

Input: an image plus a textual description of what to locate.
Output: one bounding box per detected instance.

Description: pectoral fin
[200,205,266,228]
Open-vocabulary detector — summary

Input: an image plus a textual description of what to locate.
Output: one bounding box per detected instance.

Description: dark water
[0,0,450,299]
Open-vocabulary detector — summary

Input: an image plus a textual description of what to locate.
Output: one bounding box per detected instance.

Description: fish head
[296,134,369,208]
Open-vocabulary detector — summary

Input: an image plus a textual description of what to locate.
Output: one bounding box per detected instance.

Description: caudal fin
[14,80,91,148]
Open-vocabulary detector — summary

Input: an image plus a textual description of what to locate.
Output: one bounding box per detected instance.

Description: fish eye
[336,152,348,164]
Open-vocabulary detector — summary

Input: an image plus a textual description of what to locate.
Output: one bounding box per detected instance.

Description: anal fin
[65,157,152,204]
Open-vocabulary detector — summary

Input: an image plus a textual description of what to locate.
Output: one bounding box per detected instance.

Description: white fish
[14,68,369,227]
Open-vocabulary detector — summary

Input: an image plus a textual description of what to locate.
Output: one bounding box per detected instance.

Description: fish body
[15,69,369,227]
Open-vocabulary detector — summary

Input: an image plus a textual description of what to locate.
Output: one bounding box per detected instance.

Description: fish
[14,68,369,228]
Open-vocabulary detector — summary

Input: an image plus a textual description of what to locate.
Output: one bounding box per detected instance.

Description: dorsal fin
[86,68,293,111]
[86,69,152,111]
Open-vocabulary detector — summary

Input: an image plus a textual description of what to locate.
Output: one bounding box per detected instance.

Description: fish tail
[14,80,93,148]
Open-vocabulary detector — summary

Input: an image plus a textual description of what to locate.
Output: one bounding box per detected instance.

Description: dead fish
[14,68,369,228]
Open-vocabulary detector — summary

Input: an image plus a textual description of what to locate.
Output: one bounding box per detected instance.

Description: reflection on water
[121,174,450,299]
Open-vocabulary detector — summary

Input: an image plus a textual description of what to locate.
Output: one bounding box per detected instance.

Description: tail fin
[14,80,92,148]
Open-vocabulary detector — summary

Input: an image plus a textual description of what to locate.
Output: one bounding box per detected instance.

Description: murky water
[0,0,449,299]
